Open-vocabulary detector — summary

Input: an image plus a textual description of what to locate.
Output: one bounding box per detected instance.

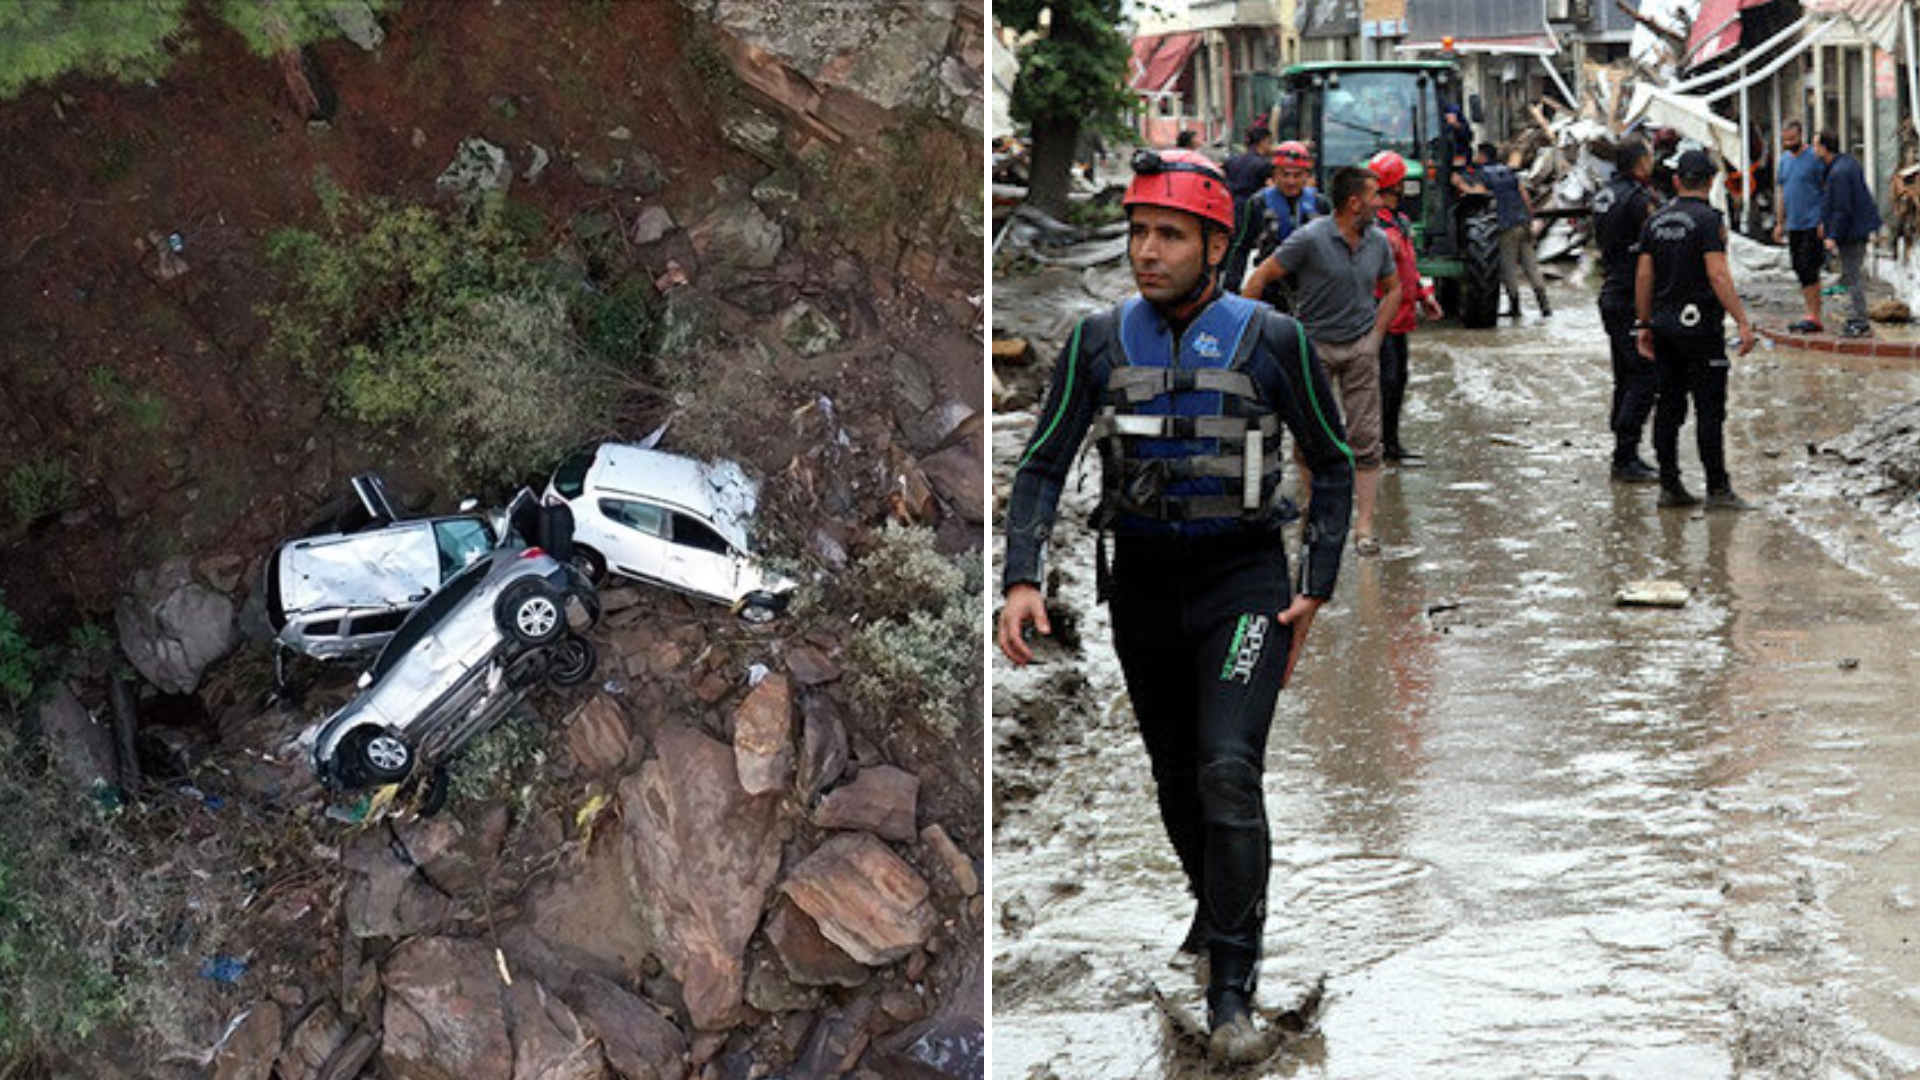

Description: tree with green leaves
[0,0,394,107]
[1001,0,1133,216]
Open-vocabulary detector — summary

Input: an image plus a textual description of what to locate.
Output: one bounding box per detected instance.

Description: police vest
[1091,294,1286,529]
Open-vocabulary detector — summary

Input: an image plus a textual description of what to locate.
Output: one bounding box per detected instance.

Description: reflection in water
[993,291,1920,1078]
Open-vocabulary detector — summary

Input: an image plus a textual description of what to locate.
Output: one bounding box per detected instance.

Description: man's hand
[1825,236,1838,253]
[1420,295,1444,320]
[1277,595,1323,688]
[1735,321,1756,356]
[996,583,1051,667]
[1772,223,1784,245]
[1636,326,1655,360]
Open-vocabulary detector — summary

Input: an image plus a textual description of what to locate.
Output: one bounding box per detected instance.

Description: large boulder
[781,832,938,966]
[731,674,793,795]
[341,827,453,939]
[620,726,782,1030]
[275,1001,348,1080]
[567,973,689,1080]
[436,137,512,210]
[33,682,115,788]
[115,558,235,694]
[504,980,606,1080]
[687,1,961,115]
[813,765,918,842]
[687,201,783,276]
[382,937,512,1080]
[211,1002,281,1080]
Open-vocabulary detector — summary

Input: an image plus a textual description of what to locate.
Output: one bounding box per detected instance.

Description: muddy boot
[1658,483,1701,508]
[1610,459,1658,484]
[1705,487,1752,511]
[1535,288,1552,317]
[1207,985,1262,1064]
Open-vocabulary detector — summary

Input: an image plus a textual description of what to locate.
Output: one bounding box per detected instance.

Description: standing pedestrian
[1442,102,1474,168]
[1250,140,1330,310]
[1455,142,1550,317]
[1815,130,1883,338]
[1772,120,1827,332]
[997,147,1354,1064]
[1634,149,1757,510]
[1221,126,1276,290]
[1242,166,1402,553]
[1592,138,1661,483]
[1367,150,1443,464]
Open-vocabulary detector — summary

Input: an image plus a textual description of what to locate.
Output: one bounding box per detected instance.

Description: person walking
[1772,120,1827,332]
[1249,140,1330,310]
[1455,142,1550,317]
[1221,126,1276,290]
[1816,129,1883,338]
[997,147,1354,1064]
[1367,150,1443,464]
[1634,149,1757,510]
[1592,138,1662,483]
[1243,166,1401,553]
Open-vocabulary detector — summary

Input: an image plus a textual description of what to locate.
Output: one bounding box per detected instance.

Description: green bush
[263,181,634,486]
[5,458,76,529]
[0,593,38,711]
[846,525,982,738]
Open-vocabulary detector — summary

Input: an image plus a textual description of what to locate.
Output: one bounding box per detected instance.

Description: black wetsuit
[1003,289,1353,1000]
[1638,195,1733,494]
[1592,173,1660,469]
[1221,151,1275,292]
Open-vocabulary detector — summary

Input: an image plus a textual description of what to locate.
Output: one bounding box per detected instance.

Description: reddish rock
[781,833,938,966]
[919,824,979,898]
[919,438,984,524]
[813,766,918,842]
[276,1000,347,1080]
[621,726,782,1030]
[504,979,606,1080]
[649,640,686,677]
[784,645,840,687]
[567,695,631,775]
[567,973,689,1080]
[342,827,452,940]
[731,674,793,795]
[212,1001,281,1080]
[765,899,869,989]
[694,671,732,703]
[381,937,511,1080]
[797,695,849,800]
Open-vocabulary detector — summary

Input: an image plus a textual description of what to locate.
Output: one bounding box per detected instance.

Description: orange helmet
[1123,149,1234,230]
[1273,140,1314,170]
[1368,150,1407,188]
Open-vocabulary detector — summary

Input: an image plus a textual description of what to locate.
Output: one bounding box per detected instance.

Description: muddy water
[992,281,1920,1079]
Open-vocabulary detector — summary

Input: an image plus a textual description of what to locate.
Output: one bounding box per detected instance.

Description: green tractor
[1269,61,1503,328]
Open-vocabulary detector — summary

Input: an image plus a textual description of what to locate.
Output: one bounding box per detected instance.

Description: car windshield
[367,556,492,682]
[1311,71,1433,171]
[433,519,492,580]
[551,448,595,499]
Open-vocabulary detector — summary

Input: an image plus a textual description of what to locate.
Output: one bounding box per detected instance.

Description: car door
[664,512,740,602]
[595,497,675,584]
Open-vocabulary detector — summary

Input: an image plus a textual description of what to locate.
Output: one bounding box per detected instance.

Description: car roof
[586,444,759,551]
[279,521,440,616]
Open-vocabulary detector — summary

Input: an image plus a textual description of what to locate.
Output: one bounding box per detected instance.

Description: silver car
[305,545,599,790]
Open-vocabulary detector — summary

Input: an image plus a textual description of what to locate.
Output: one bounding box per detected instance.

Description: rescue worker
[1455,142,1550,317]
[996,148,1354,1064]
[1242,166,1400,554]
[1367,150,1442,464]
[1252,141,1331,290]
[1221,126,1277,290]
[1591,138,1661,483]
[1634,148,1757,510]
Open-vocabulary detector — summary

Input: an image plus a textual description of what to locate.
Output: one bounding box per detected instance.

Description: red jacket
[1376,207,1429,335]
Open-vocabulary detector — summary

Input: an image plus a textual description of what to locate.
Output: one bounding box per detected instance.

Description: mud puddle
[993,281,1920,1078]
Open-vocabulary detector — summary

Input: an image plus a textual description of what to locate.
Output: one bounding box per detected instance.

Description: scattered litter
[1488,433,1528,447]
[574,789,613,848]
[601,675,628,696]
[1838,657,1861,670]
[1615,580,1689,608]
[746,662,770,686]
[654,260,689,291]
[198,955,249,984]
[523,141,551,182]
[495,947,514,986]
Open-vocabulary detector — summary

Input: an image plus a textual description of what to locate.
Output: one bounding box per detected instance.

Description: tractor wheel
[1459,208,1502,329]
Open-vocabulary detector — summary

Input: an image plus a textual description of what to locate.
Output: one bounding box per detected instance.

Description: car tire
[547,634,598,687]
[737,592,785,625]
[496,579,566,646]
[416,765,450,817]
[342,726,413,786]
[570,545,608,586]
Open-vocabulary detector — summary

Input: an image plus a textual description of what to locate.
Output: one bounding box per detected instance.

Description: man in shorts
[1772,120,1826,332]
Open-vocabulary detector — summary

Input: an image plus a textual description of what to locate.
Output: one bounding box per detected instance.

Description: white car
[545,443,795,623]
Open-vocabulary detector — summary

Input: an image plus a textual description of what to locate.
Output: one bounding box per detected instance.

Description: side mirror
[356,672,373,689]
[459,497,479,513]
[1469,94,1485,124]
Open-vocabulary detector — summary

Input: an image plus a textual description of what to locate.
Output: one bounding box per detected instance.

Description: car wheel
[416,765,450,817]
[547,634,598,687]
[496,579,566,646]
[737,592,785,625]
[343,726,413,786]
[570,545,607,586]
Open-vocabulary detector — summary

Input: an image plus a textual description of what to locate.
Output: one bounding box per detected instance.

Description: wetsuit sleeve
[1253,311,1351,599]
[1002,317,1105,593]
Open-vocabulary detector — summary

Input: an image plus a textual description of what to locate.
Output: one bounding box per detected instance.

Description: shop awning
[1130,32,1200,95]
[1396,34,1559,56]
[1684,0,1775,69]
[1802,0,1905,51]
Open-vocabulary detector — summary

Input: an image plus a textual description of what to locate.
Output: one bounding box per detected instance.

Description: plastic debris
[1615,580,1689,608]
[199,955,248,983]
[747,662,770,686]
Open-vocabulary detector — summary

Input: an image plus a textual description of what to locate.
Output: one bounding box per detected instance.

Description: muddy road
[992,274,1920,1079]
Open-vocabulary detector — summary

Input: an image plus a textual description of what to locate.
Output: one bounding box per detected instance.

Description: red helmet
[1123,149,1233,230]
[1273,140,1314,170]
[1368,150,1407,188]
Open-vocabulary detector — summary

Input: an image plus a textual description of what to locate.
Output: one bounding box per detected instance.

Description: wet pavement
[992,275,1920,1079]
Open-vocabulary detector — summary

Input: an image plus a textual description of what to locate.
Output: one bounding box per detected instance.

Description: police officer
[1221,126,1276,290]
[1634,148,1756,510]
[996,148,1354,1064]
[1592,138,1661,483]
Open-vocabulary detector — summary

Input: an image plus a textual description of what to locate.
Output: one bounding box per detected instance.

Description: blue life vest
[1262,186,1322,246]
[1093,293,1286,534]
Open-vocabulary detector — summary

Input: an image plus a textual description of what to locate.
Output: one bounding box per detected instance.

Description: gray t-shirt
[1273,215,1394,344]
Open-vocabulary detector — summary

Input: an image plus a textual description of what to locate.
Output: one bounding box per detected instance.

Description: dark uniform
[1591,172,1661,475]
[1638,195,1734,496]
[1003,289,1352,1007]
[1221,150,1275,292]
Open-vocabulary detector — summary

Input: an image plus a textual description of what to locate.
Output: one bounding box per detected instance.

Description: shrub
[846,525,981,738]
[0,593,37,712]
[5,458,76,529]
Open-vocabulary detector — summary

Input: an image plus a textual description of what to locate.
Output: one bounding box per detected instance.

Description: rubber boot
[1207,950,1263,1065]
[1659,482,1700,508]
[1536,288,1553,317]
